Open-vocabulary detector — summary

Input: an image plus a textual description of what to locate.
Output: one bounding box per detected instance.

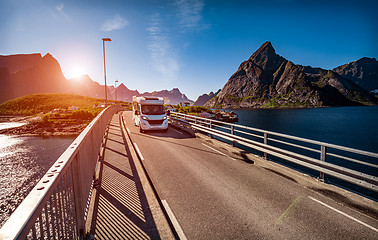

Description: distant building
[180,102,191,107]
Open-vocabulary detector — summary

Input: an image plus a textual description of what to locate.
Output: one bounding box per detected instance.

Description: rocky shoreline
[0,115,87,137]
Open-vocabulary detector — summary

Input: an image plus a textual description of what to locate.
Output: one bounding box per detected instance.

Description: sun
[66,65,87,79]
[68,67,86,79]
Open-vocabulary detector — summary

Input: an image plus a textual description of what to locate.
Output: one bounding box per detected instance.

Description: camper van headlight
[162,116,167,120]
[141,116,148,120]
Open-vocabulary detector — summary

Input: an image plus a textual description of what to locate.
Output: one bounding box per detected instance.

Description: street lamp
[115,80,119,102]
[102,37,111,105]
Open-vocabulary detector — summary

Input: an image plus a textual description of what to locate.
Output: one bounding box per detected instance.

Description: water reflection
[0,122,26,130]
[0,132,74,227]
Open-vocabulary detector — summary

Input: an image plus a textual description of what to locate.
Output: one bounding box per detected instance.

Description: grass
[0,93,131,115]
[176,105,212,114]
[0,93,131,122]
[0,93,103,115]
[261,98,280,108]
[0,93,132,135]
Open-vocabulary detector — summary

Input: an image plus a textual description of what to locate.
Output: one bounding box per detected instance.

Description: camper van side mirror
[135,110,140,115]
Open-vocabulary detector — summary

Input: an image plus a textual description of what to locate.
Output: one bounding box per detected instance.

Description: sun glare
[67,66,87,79]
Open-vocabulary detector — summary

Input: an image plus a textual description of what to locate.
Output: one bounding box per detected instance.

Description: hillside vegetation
[0,93,104,115]
[0,93,130,136]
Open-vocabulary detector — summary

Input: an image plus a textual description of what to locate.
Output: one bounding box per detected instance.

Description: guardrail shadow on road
[132,130,253,163]
[86,114,160,239]
[169,112,378,201]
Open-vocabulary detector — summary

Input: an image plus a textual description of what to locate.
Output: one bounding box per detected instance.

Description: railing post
[231,125,235,147]
[209,120,213,139]
[72,155,85,238]
[320,145,327,182]
[264,132,268,159]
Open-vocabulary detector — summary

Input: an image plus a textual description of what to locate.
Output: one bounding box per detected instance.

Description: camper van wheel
[139,126,144,133]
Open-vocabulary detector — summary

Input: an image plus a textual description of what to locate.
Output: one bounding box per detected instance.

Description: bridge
[0,106,377,239]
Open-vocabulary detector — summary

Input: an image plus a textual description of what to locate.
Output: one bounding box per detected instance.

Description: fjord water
[233,106,378,153]
[0,127,74,227]
[231,106,378,200]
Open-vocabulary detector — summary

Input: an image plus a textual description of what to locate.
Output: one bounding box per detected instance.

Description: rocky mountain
[0,53,68,103]
[67,75,111,99]
[0,53,42,74]
[0,53,45,102]
[111,83,140,102]
[193,89,220,106]
[205,42,377,109]
[333,57,378,93]
[0,53,193,105]
[141,88,193,105]
[0,53,113,103]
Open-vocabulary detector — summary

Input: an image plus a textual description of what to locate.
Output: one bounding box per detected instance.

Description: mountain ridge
[0,53,193,105]
[193,89,220,106]
[205,42,377,108]
[333,57,378,93]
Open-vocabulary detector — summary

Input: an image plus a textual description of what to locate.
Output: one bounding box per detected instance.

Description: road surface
[122,111,377,239]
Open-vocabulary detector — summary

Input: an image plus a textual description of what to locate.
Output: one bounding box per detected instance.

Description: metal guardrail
[170,112,378,193]
[0,106,124,240]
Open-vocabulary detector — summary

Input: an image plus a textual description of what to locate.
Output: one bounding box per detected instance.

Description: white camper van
[132,96,168,132]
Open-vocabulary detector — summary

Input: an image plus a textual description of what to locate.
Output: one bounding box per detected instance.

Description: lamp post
[115,80,119,102]
[102,38,111,105]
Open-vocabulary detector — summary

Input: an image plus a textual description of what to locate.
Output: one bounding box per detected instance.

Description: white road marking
[162,200,187,240]
[172,128,184,135]
[202,143,236,161]
[309,196,378,233]
[126,127,131,135]
[133,143,144,161]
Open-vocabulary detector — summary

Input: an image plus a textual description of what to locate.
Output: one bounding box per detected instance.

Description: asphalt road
[122,111,377,240]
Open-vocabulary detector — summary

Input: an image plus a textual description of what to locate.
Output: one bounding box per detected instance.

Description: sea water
[227,106,378,200]
[232,106,378,153]
[0,124,74,227]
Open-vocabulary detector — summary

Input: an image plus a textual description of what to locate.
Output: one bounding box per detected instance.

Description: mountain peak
[171,88,181,93]
[0,53,43,74]
[117,83,128,89]
[260,41,274,52]
[333,57,378,92]
[355,57,377,64]
[245,41,285,73]
[250,41,275,60]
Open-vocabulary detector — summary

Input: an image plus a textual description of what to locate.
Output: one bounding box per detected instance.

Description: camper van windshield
[141,105,165,115]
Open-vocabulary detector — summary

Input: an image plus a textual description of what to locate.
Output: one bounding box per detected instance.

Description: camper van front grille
[148,119,164,125]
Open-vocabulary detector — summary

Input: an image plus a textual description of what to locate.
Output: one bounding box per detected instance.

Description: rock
[193,89,220,106]
[333,57,378,93]
[141,88,194,105]
[205,41,377,109]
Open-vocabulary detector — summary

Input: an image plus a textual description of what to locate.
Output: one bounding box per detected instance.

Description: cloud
[101,14,128,31]
[56,3,64,12]
[174,0,209,31]
[147,13,179,81]
[55,3,71,21]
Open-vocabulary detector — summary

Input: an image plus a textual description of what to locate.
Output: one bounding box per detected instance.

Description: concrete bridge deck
[85,112,175,239]
[85,111,378,239]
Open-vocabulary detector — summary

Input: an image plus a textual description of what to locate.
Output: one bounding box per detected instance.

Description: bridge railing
[0,105,124,240]
[170,112,378,193]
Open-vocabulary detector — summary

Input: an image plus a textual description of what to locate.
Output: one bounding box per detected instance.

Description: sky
[1,0,377,100]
